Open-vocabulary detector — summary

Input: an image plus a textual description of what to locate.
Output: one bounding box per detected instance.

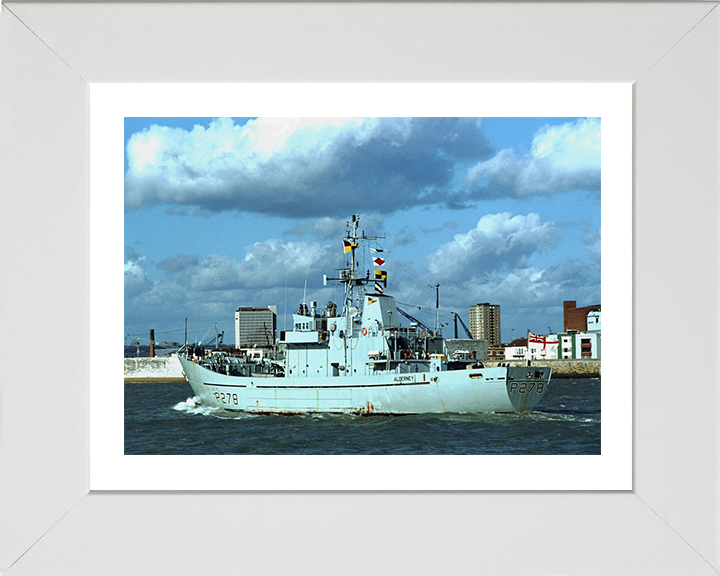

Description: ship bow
[506,366,552,412]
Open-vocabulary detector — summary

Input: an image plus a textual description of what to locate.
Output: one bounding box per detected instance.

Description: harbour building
[469,303,501,346]
[557,332,601,359]
[235,306,277,348]
[563,301,601,332]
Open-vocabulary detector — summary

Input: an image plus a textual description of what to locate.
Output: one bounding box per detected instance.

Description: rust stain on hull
[352,401,376,416]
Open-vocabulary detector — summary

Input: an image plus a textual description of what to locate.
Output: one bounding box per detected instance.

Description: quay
[124,356,185,383]
[484,359,600,378]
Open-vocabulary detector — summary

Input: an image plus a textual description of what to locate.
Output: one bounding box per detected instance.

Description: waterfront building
[587,310,601,332]
[528,333,560,360]
[469,303,501,346]
[557,331,601,359]
[503,331,601,360]
[235,306,277,348]
[563,301,601,332]
[505,345,528,360]
[488,345,505,361]
[504,337,527,360]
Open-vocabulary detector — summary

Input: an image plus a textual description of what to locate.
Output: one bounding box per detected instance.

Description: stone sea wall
[483,359,600,378]
[124,356,185,382]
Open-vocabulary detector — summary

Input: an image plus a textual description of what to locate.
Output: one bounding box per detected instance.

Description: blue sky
[124,117,600,345]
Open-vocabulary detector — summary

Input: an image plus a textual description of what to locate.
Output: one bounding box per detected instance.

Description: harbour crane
[451,312,473,339]
[396,306,436,338]
[433,309,473,339]
[196,323,224,348]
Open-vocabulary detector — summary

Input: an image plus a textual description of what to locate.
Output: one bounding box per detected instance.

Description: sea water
[124,378,600,455]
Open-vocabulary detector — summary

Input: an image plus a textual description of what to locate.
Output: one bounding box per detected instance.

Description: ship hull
[178,355,550,414]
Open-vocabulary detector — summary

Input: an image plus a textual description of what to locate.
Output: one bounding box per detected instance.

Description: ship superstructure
[177,215,551,414]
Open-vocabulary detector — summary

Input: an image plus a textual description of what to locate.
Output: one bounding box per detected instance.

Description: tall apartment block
[468,303,501,346]
[235,306,277,348]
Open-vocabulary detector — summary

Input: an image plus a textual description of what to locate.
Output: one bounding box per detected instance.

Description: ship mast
[349,215,359,296]
[323,215,384,336]
[344,215,360,329]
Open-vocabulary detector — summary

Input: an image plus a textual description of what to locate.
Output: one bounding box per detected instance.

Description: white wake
[173,396,220,417]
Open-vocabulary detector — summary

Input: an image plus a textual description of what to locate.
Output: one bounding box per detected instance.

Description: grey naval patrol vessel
[178,215,551,415]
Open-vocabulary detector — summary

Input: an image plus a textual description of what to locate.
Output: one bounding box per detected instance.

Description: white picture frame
[91,82,631,491]
[1,2,718,574]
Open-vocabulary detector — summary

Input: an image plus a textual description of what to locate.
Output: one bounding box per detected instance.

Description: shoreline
[124,377,187,383]
[483,359,600,379]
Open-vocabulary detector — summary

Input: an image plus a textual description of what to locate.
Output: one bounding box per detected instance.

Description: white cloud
[124,251,153,298]
[153,239,338,293]
[239,239,337,289]
[580,229,601,264]
[465,118,600,197]
[125,117,493,217]
[445,268,559,312]
[284,214,386,241]
[425,213,558,280]
[182,254,244,292]
[125,240,341,337]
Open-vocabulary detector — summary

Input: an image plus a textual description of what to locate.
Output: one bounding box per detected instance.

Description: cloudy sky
[124,116,600,346]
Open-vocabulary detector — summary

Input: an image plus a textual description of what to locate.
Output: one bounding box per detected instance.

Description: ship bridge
[362,294,399,336]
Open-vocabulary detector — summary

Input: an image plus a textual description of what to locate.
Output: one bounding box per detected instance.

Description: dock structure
[124,356,185,383]
[483,359,600,379]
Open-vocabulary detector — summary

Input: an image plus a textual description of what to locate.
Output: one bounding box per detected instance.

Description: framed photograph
[92,83,631,491]
[2,2,718,575]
